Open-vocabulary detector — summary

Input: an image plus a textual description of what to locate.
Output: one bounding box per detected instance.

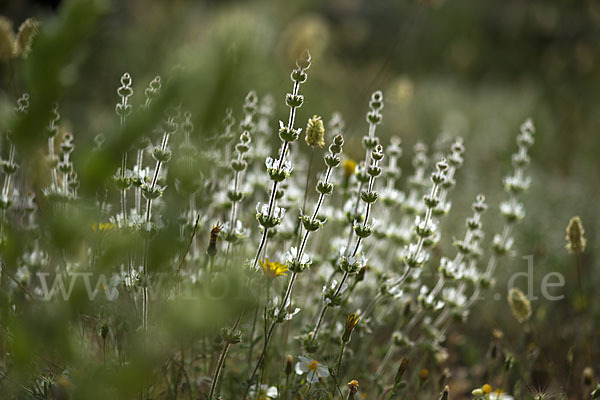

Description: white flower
[462,263,480,283]
[414,215,438,235]
[248,384,278,399]
[265,157,293,174]
[499,200,525,220]
[273,206,286,219]
[380,187,404,205]
[442,287,466,307]
[223,220,249,239]
[404,243,429,265]
[271,296,301,321]
[387,286,404,299]
[323,279,349,306]
[286,247,312,268]
[256,202,269,216]
[295,356,330,383]
[419,285,444,310]
[265,157,276,170]
[15,265,31,285]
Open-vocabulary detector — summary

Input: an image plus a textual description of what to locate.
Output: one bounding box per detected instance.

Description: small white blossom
[295,356,329,383]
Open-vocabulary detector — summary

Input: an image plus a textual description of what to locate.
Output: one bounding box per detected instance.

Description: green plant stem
[208,314,243,399]
[332,341,346,398]
[176,213,200,275]
[252,80,301,270]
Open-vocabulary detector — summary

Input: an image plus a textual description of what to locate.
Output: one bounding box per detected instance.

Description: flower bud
[285,355,293,375]
[394,357,409,384]
[348,380,359,395]
[584,367,594,387]
[342,313,360,343]
[296,49,311,70]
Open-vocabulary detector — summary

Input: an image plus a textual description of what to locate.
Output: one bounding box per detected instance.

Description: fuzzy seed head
[0,16,15,61]
[508,287,531,323]
[305,115,325,148]
[14,18,38,58]
[566,216,586,254]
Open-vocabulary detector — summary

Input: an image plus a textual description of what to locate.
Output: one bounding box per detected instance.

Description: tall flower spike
[402,159,447,269]
[362,91,384,163]
[116,72,133,125]
[347,91,385,254]
[224,92,256,251]
[0,93,29,210]
[252,50,311,269]
[491,119,535,258]
[310,140,383,344]
[244,132,345,398]
[142,75,161,109]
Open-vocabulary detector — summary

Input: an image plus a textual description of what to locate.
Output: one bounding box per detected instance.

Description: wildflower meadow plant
[1,11,568,399]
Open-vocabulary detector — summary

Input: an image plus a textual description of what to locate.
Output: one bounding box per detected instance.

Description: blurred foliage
[0,0,598,398]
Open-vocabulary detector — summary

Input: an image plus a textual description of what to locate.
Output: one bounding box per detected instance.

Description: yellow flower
[342,159,357,177]
[342,312,360,342]
[345,313,360,331]
[482,384,493,394]
[473,384,493,396]
[91,222,115,233]
[260,258,288,279]
[348,379,359,394]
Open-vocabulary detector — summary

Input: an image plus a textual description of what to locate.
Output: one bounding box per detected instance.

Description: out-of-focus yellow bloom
[91,222,115,233]
[342,159,357,177]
